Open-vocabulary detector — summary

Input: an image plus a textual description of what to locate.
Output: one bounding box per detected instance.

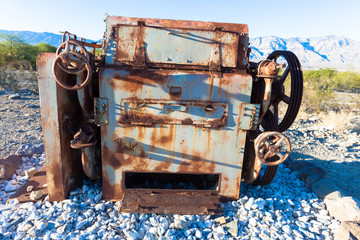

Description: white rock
[30,190,44,200]
[293,229,304,238]
[249,218,257,227]
[75,219,90,230]
[195,229,202,238]
[94,193,102,202]
[282,225,291,234]
[174,219,189,229]
[25,167,37,178]
[215,225,226,235]
[26,185,33,192]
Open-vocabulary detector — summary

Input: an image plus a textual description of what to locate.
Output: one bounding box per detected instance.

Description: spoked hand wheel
[253,110,282,185]
[52,39,92,90]
[254,131,291,166]
[267,50,303,132]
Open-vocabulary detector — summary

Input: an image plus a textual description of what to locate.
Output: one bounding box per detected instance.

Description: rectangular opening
[125,172,220,191]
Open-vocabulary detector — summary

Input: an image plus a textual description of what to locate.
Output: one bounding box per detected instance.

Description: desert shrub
[0,34,56,70]
[300,68,360,114]
[332,71,360,92]
[0,67,20,91]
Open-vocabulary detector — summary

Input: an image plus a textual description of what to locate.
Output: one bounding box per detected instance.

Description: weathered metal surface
[9,165,48,203]
[81,147,100,180]
[36,16,303,214]
[120,190,222,215]
[239,104,260,130]
[104,16,249,71]
[119,99,229,128]
[99,67,254,201]
[116,25,239,68]
[94,98,108,125]
[37,53,85,201]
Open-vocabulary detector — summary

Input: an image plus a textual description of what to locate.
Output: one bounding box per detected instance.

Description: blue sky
[1,0,360,40]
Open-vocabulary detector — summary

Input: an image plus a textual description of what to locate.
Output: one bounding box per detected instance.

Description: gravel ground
[287,117,360,200]
[0,91,43,159]
[1,89,359,239]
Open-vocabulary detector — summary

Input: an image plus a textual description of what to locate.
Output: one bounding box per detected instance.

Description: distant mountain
[250,35,360,70]
[0,29,99,47]
[1,29,359,70]
[0,29,64,47]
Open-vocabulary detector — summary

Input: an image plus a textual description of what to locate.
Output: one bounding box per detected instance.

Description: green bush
[0,33,56,70]
[301,68,360,113]
[0,34,56,92]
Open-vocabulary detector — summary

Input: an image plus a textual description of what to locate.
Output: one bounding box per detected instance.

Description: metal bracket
[239,104,260,130]
[94,98,108,126]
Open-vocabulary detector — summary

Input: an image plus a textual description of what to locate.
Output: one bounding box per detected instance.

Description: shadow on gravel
[290,151,360,200]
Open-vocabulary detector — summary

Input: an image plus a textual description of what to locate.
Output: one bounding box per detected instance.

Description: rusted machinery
[37,16,303,214]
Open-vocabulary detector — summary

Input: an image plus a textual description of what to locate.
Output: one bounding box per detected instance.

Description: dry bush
[0,68,37,92]
[317,110,359,133]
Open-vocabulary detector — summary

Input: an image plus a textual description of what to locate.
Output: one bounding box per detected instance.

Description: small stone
[50,233,66,240]
[249,218,257,227]
[298,216,309,222]
[4,182,18,192]
[214,216,226,224]
[125,229,140,239]
[8,94,21,99]
[223,220,238,237]
[149,216,158,227]
[215,225,226,235]
[75,220,90,230]
[282,225,291,234]
[292,229,303,238]
[94,193,102,202]
[194,229,202,238]
[25,167,37,178]
[0,155,22,180]
[174,219,189,229]
[27,185,34,192]
[30,190,44,200]
[148,227,157,234]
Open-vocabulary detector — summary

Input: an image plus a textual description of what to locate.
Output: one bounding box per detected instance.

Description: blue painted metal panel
[99,69,256,200]
[116,25,239,67]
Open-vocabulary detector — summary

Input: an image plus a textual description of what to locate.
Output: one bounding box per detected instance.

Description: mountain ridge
[1,29,359,70]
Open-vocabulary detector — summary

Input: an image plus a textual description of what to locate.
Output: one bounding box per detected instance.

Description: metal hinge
[94,98,108,126]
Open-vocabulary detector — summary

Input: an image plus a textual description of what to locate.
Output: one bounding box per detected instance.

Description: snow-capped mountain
[250,36,360,70]
[0,29,64,47]
[1,29,359,70]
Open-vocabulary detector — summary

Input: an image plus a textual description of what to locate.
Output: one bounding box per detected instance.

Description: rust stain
[208,75,214,100]
[108,16,248,34]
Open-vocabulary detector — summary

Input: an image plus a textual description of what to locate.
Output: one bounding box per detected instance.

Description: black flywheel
[267,50,303,132]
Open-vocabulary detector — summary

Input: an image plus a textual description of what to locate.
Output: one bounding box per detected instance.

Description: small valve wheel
[254,131,291,166]
[52,39,92,90]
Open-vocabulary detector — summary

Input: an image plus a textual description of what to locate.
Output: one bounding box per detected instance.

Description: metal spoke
[264,151,271,159]
[273,103,279,123]
[275,137,285,147]
[282,94,291,104]
[276,152,284,159]
[278,66,290,85]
